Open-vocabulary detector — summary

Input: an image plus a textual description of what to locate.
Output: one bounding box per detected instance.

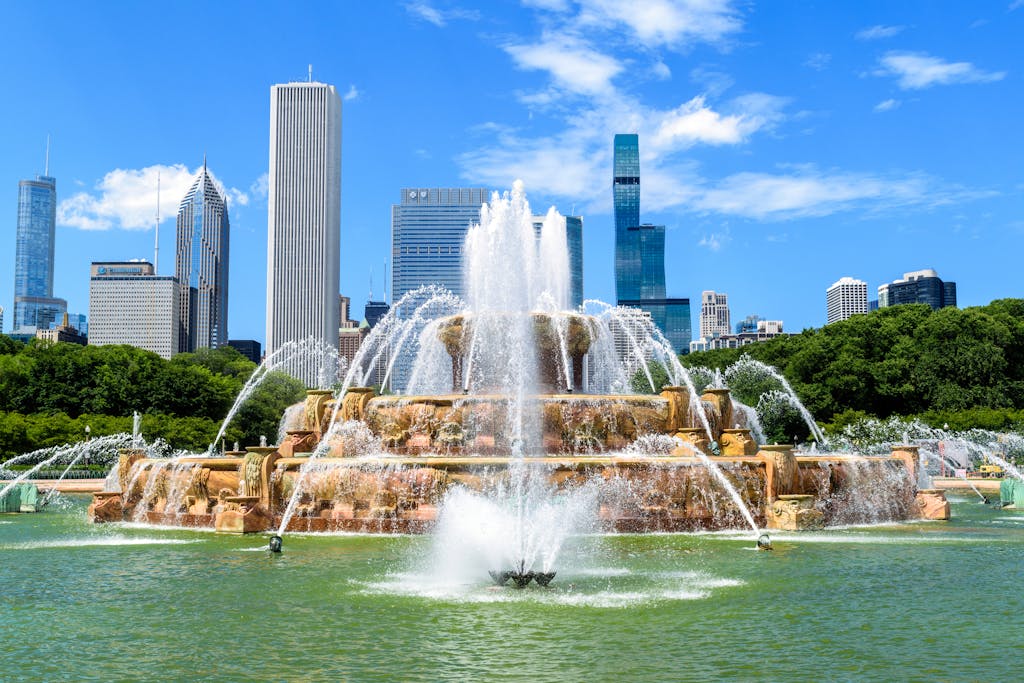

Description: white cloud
[651,61,672,80]
[344,85,360,101]
[250,172,269,200]
[505,35,623,95]
[688,167,992,220]
[652,95,781,148]
[1010,0,1024,10]
[874,98,900,112]
[522,0,571,9]
[804,52,831,71]
[405,2,445,26]
[59,164,247,231]
[698,231,729,251]
[575,0,742,49]
[404,2,480,27]
[460,91,786,212]
[876,51,1006,89]
[855,24,904,40]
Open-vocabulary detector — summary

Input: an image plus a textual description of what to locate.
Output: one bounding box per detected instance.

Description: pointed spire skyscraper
[175,160,230,351]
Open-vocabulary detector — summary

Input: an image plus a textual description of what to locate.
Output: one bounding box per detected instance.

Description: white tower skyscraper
[826,276,868,324]
[266,80,342,386]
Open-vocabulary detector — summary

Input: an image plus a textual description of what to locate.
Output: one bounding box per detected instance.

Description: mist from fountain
[209,338,343,456]
[725,356,827,445]
[0,434,135,501]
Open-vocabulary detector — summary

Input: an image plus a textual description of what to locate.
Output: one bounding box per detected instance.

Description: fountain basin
[93,448,938,533]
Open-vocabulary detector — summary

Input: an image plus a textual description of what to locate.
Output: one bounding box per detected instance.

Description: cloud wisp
[855,24,904,40]
[59,164,248,231]
[404,1,480,27]
[876,51,1006,89]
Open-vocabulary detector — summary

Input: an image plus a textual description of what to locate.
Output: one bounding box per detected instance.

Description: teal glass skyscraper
[13,172,66,332]
[613,134,644,302]
[612,134,690,353]
[175,160,230,351]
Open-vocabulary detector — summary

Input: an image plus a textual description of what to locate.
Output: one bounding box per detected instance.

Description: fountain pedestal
[214,496,273,533]
[87,491,123,523]
[915,489,950,520]
[766,494,824,530]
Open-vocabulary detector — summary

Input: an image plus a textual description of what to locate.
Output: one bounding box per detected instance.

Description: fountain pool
[2,495,1022,680]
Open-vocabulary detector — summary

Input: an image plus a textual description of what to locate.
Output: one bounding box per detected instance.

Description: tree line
[0,339,306,458]
[681,299,1024,433]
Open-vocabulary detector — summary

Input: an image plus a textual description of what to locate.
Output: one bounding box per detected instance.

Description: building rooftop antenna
[368,267,374,301]
[44,134,50,176]
[155,170,161,274]
[308,64,313,83]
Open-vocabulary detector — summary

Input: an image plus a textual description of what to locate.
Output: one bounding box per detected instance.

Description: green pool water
[2,496,1023,681]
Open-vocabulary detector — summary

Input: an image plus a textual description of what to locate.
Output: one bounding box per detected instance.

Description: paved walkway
[930,476,1002,492]
[28,479,106,493]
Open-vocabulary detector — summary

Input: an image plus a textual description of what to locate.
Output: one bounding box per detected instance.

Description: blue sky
[2,1,1022,342]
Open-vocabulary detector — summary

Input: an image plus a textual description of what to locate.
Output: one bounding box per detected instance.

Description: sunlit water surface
[2,496,1023,681]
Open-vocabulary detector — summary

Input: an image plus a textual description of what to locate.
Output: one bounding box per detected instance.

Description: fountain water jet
[87,182,948,563]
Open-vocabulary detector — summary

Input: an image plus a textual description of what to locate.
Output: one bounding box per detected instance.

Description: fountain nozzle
[757,533,773,551]
[268,534,283,553]
[534,571,556,587]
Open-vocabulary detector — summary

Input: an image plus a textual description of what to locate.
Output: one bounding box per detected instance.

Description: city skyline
[2,2,1022,344]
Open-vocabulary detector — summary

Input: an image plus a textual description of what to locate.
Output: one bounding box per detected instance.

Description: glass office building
[613,134,642,302]
[391,188,489,303]
[175,161,230,351]
[612,134,690,354]
[13,174,66,331]
[619,298,692,356]
[877,269,957,311]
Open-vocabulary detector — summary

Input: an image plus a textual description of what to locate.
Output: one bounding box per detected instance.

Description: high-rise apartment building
[826,277,868,324]
[611,134,690,354]
[13,172,66,332]
[266,80,342,387]
[175,160,230,352]
[88,261,181,359]
[531,213,584,309]
[391,188,488,303]
[877,269,957,311]
[700,291,731,338]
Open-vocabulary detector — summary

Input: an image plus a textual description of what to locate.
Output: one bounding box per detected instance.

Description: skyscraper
[266,80,342,386]
[175,159,230,352]
[613,134,645,302]
[700,291,731,338]
[826,277,868,324]
[13,171,66,332]
[391,188,489,303]
[877,269,957,310]
[612,134,690,353]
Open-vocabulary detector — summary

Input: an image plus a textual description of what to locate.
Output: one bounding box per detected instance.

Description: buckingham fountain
[87,182,949,580]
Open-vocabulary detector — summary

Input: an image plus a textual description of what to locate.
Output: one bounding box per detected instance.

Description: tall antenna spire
[308,64,313,82]
[155,170,161,274]
[368,267,374,301]
[44,134,50,176]
[384,261,388,304]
